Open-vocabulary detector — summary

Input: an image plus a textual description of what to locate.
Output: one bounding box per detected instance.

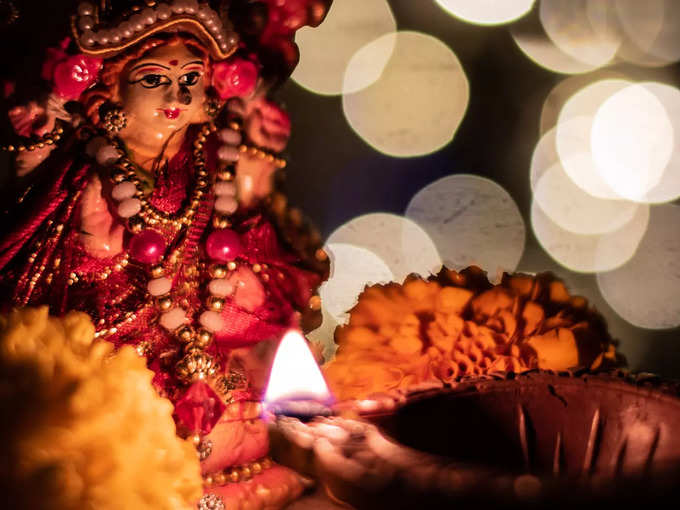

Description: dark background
[1,0,678,376]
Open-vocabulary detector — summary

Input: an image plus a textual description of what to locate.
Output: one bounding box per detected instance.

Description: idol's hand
[9,93,70,177]
[217,97,291,208]
[236,95,291,153]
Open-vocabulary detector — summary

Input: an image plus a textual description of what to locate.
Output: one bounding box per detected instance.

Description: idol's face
[120,43,208,144]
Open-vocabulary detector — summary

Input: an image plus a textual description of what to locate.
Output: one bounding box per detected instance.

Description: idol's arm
[8,93,70,177]
[79,174,125,258]
[224,95,291,208]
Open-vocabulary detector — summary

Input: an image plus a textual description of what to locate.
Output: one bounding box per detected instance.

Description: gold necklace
[92,123,217,338]
[109,123,216,232]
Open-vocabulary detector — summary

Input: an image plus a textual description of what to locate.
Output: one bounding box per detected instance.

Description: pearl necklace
[92,122,244,384]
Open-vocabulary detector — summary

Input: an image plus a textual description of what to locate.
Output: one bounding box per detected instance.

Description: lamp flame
[264,330,332,405]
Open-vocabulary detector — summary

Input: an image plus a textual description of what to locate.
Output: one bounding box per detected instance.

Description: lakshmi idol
[0,1,331,508]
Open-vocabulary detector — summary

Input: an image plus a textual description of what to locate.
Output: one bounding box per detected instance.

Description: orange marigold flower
[324,267,623,401]
[0,307,203,509]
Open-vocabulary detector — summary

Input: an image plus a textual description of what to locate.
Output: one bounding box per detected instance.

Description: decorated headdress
[72,0,239,59]
[3,1,333,135]
[71,0,333,79]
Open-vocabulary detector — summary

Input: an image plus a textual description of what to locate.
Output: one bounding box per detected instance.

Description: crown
[72,1,238,60]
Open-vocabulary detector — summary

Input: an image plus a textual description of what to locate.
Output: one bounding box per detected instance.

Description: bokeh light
[615,0,680,67]
[319,243,394,326]
[539,71,628,135]
[554,79,631,200]
[342,31,469,158]
[555,118,621,200]
[597,204,680,329]
[529,126,560,191]
[306,306,340,361]
[327,212,442,281]
[435,0,535,26]
[545,79,680,204]
[539,0,620,68]
[511,15,603,74]
[406,174,525,281]
[292,0,396,96]
[591,83,674,202]
[533,123,619,202]
[557,78,631,125]
[534,160,638,235]
[627,82,680,204]
[530,125,640,236]
[511,1,680,71]
[531,199,649,273]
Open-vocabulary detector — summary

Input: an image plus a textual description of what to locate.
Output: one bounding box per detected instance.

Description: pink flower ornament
[212,57,258,100]
[52,54,102,100]
[42,39,102,100]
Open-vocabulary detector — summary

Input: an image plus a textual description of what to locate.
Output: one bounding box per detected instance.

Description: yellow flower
[324,267,622,401]
[0,307,202,510]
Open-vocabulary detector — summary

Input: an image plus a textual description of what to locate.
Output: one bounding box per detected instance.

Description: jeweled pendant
[174,381,226,435]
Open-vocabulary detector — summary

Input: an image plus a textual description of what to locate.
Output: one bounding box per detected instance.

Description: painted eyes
[179,71,201,86]
[139,74,171,88]
[136,72,202,89]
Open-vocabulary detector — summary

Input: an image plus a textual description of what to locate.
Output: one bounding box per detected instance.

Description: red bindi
[169,60,178,66]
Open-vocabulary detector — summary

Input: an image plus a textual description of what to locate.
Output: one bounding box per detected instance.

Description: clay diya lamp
[267,354,680,508]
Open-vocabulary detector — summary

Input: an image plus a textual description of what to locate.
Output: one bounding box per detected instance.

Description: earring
[205,99,222,119]
[102,106,128,134]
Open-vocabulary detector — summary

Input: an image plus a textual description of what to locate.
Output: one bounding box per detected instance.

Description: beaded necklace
[91,122,243,384]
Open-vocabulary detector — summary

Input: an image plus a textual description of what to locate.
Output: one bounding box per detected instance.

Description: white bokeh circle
[511,20,603,75]
[406,174,525,280]
[554,117,621,200]
[306,306,340,361]
[343,31,469,158]
[539,72,627,135]
[435,0,535,26]
[531,199,649,273]
[533,123,620,202]
[534,160,638,235]
[557,78,632,125]
[326,213,442,282]
[615,0,680,66]
[292,0,396,96]
[591,83,674,202]
[540,0,620,68]
[597,204,680,329]
[320,243,394,325]
[629,82,680,204]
